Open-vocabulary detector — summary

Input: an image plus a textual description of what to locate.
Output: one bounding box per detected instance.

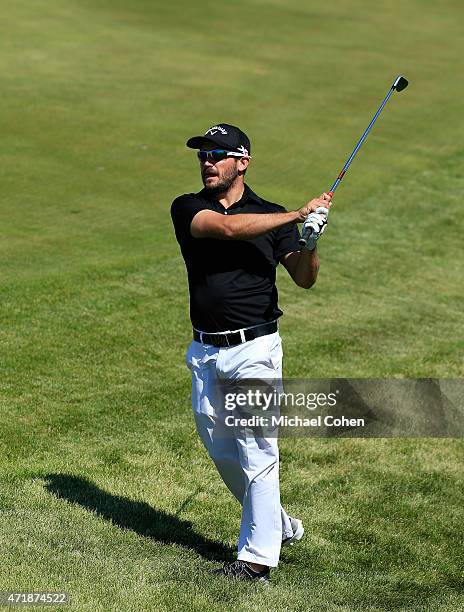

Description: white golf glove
[301,206,329,251]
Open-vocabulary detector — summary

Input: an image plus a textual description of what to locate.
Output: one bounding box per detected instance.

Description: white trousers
[186,330,293,567]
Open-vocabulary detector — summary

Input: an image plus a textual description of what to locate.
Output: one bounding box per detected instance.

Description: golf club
[299,75,409,246]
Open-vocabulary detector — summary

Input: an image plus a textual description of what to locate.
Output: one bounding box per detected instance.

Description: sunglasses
[197,149,247,162]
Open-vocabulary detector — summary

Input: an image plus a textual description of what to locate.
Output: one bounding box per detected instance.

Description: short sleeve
[170,195,205,244]
[274,221,301,262]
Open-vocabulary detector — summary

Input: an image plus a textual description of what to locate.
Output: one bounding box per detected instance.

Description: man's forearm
[285,247,320,289]
[191,193,331,241]
[223,211,299,240]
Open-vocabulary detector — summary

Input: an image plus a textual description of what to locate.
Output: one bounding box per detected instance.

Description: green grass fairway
[1,0,463,610]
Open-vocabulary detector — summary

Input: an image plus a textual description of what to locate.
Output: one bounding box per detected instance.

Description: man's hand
[301,206,329,251]
[296,193,332,222]
[296,192,332,251]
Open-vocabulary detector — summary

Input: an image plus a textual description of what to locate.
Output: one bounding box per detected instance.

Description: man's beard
[202,165,239,196]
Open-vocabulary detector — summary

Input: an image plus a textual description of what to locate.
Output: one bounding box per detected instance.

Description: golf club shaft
[299,76,407,246]
[327,85,396,197]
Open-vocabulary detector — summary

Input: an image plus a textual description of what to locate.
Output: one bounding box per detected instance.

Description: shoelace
[222,560,257,578]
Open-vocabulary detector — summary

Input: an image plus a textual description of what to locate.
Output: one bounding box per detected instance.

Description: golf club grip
[299,226,313,246]
[298,191,334,246]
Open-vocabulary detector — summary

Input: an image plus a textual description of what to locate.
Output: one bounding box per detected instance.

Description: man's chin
[203,179,225,194]
[202,172,237,195]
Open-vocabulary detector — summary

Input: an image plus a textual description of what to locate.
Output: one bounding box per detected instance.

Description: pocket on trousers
[185,341,194,370]
[267,333,283,371]
[186,341,214,372]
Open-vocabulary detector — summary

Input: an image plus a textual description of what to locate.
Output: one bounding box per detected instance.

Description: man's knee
[243,459,279,491]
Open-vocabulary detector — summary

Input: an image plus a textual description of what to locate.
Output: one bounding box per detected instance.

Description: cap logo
[237,145,249,156]
[205,125,228,136]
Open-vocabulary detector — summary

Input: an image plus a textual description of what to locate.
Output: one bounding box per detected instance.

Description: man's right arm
[190,194,331,240]
[190,209,299,240]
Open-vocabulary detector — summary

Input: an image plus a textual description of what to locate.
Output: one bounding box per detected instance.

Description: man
[171,123,330,584]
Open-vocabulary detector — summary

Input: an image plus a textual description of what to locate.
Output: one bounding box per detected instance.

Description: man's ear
[237,157,250,173]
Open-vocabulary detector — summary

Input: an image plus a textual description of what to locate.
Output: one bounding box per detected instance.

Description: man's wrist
[288,210,302,224]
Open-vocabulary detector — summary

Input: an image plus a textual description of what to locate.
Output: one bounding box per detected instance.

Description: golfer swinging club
[171,123,331,584]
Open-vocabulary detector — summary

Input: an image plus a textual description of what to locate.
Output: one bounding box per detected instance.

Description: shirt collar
[243,184,262,204]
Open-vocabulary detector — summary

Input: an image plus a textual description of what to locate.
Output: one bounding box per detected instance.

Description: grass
[0,0,463,610]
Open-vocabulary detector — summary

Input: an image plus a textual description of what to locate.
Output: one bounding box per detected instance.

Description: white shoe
[282,517,304,547]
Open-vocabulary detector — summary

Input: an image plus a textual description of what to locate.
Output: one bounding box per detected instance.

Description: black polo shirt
[171,184,301,333]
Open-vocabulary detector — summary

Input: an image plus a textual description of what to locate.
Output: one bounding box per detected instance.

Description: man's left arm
[276,196,330,289]
[281,248,320,289]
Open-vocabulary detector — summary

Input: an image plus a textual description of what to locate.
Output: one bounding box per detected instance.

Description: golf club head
[393,75,408,92]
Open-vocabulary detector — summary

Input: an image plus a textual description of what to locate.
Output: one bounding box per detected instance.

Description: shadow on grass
[44,473,233,562]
